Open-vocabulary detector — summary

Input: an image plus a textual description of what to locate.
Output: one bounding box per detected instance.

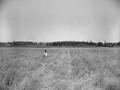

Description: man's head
[45,50,47,53]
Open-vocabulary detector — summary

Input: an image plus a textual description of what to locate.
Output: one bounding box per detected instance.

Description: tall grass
[0,48,120,90]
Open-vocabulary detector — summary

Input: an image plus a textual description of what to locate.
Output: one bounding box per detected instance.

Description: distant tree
[97,42,104,47]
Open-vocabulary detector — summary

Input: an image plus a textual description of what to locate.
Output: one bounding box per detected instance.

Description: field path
[16,49,64,89]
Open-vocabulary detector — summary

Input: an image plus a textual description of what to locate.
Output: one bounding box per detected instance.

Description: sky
[0,0,120,42]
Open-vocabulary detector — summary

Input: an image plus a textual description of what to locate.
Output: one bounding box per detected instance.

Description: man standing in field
[42,50,48,57]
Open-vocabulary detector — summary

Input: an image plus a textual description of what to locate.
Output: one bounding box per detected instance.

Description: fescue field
[0,47,120,90]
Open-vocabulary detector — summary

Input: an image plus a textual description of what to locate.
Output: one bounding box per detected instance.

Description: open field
[0,47,120,90]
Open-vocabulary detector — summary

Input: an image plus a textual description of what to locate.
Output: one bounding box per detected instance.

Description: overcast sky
[0,0,120,42]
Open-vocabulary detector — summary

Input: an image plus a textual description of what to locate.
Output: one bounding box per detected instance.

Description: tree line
[0,41,120,47]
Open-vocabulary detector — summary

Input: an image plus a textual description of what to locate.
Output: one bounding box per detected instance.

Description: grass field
[0,47,120,90]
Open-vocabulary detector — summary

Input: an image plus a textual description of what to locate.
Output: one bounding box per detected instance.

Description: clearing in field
[0,47,120,90]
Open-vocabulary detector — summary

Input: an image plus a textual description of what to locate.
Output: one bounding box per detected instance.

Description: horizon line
[0,40,120,43]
